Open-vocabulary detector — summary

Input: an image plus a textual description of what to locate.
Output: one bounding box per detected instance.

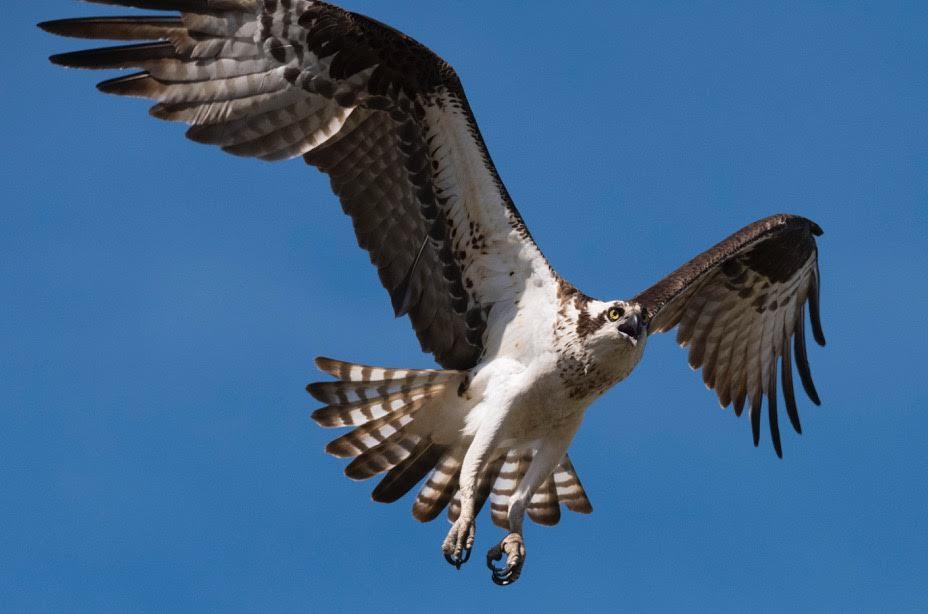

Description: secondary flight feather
[41,0,826,585]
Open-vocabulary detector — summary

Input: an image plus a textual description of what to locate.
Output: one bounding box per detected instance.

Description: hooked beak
[617,312,644,343]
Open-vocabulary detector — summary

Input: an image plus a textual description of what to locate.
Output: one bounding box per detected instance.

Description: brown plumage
[39,0,533,371]
[635,214,825,457]
[42,0,827,587]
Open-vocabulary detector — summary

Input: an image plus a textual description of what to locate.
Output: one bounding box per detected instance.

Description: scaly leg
[442,419,502,569]
[487,425,578,586]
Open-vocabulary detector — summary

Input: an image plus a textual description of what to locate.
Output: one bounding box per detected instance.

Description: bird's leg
[487,434,573,586]
[442,423,501,569]
[486,488,531,585]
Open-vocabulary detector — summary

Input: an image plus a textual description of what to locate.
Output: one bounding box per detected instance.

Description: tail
[308,357,466,505]
[444,449,593,528]
[309,357,594,526]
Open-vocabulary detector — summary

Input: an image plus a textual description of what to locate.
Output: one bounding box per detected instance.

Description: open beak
[617,312,643,342]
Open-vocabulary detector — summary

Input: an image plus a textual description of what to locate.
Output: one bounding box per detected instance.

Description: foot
[486,532,525,586]
[442,517,475,569]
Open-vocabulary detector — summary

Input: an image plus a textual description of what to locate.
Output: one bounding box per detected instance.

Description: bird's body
[42,0,826,585]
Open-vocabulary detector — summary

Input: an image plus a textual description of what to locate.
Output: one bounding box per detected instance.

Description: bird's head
[575,299,647,350]
[558,297,649,388]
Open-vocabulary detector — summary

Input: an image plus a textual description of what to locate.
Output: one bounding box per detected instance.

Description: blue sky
[4,1,927,612]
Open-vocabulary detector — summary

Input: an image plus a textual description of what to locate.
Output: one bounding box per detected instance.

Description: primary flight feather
[41,0,826,585]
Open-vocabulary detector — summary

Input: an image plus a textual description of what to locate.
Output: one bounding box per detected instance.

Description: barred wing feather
[635,214,825,457]
[41,0,554,371]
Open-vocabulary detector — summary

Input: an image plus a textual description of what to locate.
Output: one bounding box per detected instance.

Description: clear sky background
[4,1,927,612]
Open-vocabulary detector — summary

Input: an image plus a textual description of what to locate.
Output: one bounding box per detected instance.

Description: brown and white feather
[42,0,554,371]
[635,214,825,456]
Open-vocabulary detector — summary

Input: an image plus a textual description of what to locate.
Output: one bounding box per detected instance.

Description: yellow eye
[607,306,624,321]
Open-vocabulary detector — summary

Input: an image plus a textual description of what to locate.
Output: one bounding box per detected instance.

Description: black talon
[444,546,471,570]
[486,549,502,571]
[488,556,519,586]
[491,564,518,586]
[444,552,462,570]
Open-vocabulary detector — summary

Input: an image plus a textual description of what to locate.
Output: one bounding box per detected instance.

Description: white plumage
[42,0,826,585]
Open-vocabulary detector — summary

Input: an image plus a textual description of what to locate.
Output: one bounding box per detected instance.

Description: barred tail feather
[311,391,436,429]
[482,451,591,528]
[314,357,449,383]
[309,356,462,427]
[490,449,533,528]
[553,455,593,514]
[309,356,464,506]
[527,474,561,526]
[413,445,465,522]
[324,406,418,459]
[447,454,505,524]
[343,431,422,480]
[372,440,448,504]
[308,357,593,523]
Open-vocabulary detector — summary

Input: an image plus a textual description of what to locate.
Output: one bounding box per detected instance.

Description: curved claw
[444,546,471,570]
[488,554,520,586]
[491,564,520,586]
[486,546,503,569]
[486,533,524,586]
[441,518,475,570]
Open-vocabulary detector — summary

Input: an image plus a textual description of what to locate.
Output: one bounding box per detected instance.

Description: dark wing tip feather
[48,42,176,70]
[794,319,822,406]
[82,0,231,10]
[39,16,184,40]
[781,342,803,435]
[750,397,762,448]
[38,20,71,36]
[809,278,827,347]
[639,213,826,454]
[768,363,784,458]
[96,71,158,96]
[48,52,73,67]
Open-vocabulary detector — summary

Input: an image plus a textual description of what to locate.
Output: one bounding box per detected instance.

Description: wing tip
[39,18,106,39]
[48,52,69,67]
[96,71,155,96]
[37,20,59,35]
[777,214,823,237]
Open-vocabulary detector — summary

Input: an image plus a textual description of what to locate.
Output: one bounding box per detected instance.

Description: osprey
[42,0,826,585]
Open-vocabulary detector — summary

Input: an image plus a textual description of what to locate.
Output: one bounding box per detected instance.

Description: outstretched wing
[41,0,553,370]
[634,214,825,457]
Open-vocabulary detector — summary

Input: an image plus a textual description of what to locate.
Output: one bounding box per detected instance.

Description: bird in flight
[41,0,826,586]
